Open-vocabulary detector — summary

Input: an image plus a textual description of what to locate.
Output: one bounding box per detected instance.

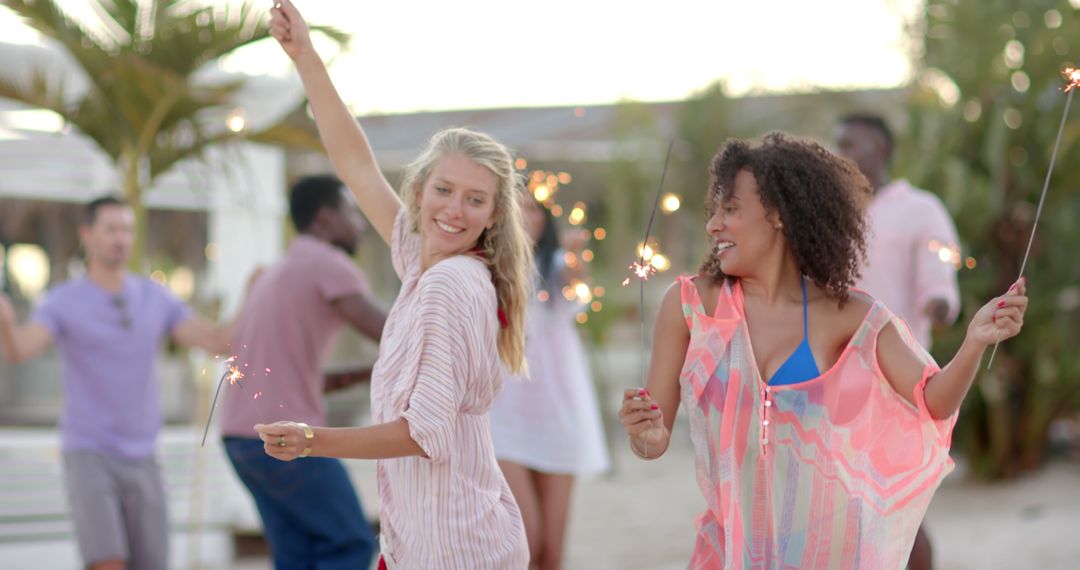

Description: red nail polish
[997,300,1006,308]
[992,315,996,323]
[650,404,659,410]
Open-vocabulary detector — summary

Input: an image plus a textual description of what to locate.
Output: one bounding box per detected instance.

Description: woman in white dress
[489,192,611,570]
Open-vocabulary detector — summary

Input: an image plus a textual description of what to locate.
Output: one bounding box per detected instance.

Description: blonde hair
[400,128,533,374]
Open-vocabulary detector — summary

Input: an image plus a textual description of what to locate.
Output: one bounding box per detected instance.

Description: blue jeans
[224,437,377,570]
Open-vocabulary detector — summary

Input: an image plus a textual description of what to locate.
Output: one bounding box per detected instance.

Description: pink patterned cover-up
[675,276,957,570]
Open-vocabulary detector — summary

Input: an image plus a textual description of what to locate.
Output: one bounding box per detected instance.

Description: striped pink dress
[369,209,529,568]
[676,276,957,569]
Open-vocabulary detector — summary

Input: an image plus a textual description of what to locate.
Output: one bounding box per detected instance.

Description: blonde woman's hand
[269,0,314,62]
[967,278,1028,346]
[255,421,307,461]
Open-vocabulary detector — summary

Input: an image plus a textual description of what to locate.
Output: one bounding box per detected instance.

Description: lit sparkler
[624,140,674,385]
[201,356,245,447]
[1063,66,1080,92]
[622,260,658,287]
[988,65,1079,368]
[620,141,674,458]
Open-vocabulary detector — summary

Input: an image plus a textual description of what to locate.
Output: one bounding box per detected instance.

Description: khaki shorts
[62,450,168,570]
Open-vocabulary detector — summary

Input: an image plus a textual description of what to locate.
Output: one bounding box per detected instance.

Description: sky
[0,0,924,115]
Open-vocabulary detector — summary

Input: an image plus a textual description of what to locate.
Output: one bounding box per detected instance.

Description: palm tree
[0,0,343,268]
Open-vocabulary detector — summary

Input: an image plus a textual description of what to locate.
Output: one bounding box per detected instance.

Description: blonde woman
[256,1,532,567]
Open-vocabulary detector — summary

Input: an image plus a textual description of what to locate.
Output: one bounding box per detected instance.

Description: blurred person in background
[220,175,387,570]
[835,113,962,570]
[0,195,249,570]
[489,190,610,570]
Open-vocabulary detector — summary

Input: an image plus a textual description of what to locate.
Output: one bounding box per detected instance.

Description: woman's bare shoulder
[814,288,875,333]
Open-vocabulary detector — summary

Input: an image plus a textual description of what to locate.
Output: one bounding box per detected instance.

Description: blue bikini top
[768,276,821,385]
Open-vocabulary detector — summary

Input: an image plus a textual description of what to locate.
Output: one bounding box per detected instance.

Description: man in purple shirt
[0,196,242,570]
[220,175,386,570]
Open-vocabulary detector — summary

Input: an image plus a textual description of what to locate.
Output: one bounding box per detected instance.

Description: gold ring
[276,436,286,447]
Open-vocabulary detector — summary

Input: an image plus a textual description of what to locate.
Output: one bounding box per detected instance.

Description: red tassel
[466,244,506,329]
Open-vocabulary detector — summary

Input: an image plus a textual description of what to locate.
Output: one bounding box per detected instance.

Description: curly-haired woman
[618,133,1027,569]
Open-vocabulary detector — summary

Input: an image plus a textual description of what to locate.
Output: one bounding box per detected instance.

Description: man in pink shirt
[220,175,387,569]
[836,114,961,570]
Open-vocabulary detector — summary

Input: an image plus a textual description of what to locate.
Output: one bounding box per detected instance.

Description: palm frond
[87,0,139,40]
[0,68,68,117]
[0,60,128,160]
[143,1,270,75]
[310,24,351,47]
[149,129,237,178]
[68,92,124,160]
[246,120,325,152]
[1,0,116,82]
[2,0,345,195]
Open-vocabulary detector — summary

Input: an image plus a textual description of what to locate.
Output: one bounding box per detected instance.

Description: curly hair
[699,132,871,300]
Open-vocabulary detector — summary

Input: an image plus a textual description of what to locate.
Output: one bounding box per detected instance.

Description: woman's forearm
[924,337,986,420]
[294,53,381,186]
[291,52,401,242]
[309,417,425,460]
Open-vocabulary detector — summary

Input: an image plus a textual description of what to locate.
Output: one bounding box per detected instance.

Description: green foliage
[902,0,1080,478]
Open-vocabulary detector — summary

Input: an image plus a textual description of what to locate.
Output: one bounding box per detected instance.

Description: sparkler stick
[619,141,674,458]
[624,140,674,385]
[201,357,245,446]
[987,66,1080,368]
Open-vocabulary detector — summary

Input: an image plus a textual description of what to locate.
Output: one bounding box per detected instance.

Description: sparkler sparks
[621,260,658,287]
[1063,66,1080,92]
[226,364,245,386]
[201,356,246,447]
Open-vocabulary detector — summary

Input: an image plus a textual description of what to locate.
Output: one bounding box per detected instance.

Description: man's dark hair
[82,195,128,226]
[289,175,345,232]
[839,113,894,159]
